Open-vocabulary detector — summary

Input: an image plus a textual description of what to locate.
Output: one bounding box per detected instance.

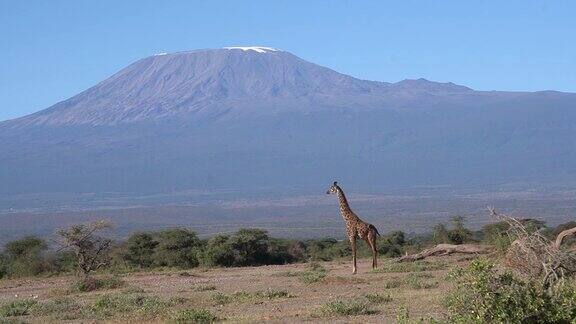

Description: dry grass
[0,256,469,322]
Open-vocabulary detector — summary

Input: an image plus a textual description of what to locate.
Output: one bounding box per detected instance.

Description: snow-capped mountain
[1,47,576,207]
[8,47,393,126]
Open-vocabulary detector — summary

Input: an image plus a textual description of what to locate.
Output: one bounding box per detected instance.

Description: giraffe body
[327,182,379,273]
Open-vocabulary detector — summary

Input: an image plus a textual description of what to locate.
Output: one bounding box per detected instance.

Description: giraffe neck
[336,187,356,221]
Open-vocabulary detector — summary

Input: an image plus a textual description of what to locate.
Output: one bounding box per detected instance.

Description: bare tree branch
[56,220,113,278]
[488,207,576,288]
[554,226,576,249]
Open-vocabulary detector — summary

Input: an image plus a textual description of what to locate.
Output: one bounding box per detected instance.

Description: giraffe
[326,181,380,274]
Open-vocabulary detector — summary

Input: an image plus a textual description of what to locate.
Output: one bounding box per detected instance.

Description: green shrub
[446,259,576,323]
[255,288,291,299]
[432,216,474,245]
[210,289,291,305]
[305,238,350,261]
[319,298,376,316]
[91,293,174,318]
[71,275,125,292]
[363,293,392,304]
[30,297,83,320]
[202,229,298,267]
[303,231,407,261]
[384,277,403,289]
[46,250,77,274]
[4,236,48,278]
[396,306,410,323]
[0,253,8,279]
[481,221,514,253]
[210,292,233,305]
[404,274,439,290]
[173,308,217,323]
[378,231,406,257]
[124,232,158,268]
[447,216,473,244]
[0,299,37,317]
[153,229,203,268]
[299,263,327,284]
[201,234,235,267]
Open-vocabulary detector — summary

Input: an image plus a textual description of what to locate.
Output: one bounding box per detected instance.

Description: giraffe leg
[368,232,378,269]
[364,236,377,269]
[350,236,357,274]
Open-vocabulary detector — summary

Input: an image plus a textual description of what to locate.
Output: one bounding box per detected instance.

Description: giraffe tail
[369,224,380,236]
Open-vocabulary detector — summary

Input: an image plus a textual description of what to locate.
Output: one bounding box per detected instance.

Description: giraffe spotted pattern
[327,181,380,274]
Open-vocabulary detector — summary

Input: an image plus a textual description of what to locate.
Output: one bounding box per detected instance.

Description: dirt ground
[0,255,472,323]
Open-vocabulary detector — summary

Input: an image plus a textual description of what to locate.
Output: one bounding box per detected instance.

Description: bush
[255,288,291,299]
[305,238,350,261]
[384,277,403,289]
[446,259,576,323]
[91,293,174,318]
[0,299,37,317]
[30,297,83,320]
[4,236,46,258]
[432,216,473,245]
[319,298,376,316]
[57,221,113,277]
[299,263,327,284]
[363,293,392,304]
[0,236,88,279]
[202,229,297,267]
[225,229,274,266]
[404,274,438,289]
[46,250,77,274]
[173,308,217,323]
[482,221,514,253]
[4,236,48,277]
[432,223,450,244]
[210,289,291,305]
[71,275,125,292]
[124,232,158,268]
[153,229,203,268]
[211,292,233,305]
[448,216,473,244]
[0,253,8,279]
[202,234,235,267]
[378,231,406,257]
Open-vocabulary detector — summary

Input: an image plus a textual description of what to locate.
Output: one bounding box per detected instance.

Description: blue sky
[1,0,575,121]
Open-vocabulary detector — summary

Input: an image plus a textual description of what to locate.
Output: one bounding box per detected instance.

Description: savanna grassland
[1,213,575,323]
[0,256,458,323]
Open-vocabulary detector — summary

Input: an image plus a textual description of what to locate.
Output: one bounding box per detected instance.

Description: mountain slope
[1,47,576,209]
[8,47,394,127]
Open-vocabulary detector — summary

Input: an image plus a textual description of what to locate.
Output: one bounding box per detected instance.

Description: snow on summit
[223,46,279,53]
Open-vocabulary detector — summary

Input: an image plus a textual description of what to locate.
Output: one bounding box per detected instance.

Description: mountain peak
[223,46,279,53]
[8,47,386,126]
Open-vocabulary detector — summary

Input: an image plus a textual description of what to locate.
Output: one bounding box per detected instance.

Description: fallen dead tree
[554,226,576,249]
[488,207,576,288]
[397,243,489,262]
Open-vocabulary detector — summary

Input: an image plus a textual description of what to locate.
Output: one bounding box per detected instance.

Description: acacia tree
[57,220,112,278]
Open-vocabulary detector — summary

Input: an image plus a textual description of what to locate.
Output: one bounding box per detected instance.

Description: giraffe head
[326,181,339,195]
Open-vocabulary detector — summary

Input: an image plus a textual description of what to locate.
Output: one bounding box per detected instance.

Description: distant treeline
[1,216,574,279]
